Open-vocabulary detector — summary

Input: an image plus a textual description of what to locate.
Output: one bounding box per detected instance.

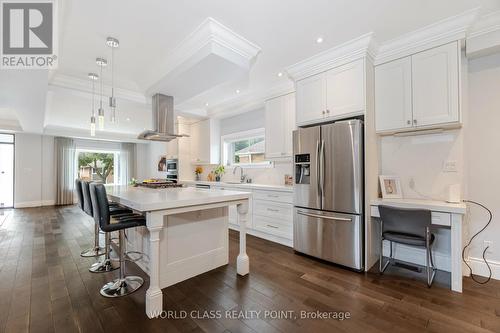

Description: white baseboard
[466,256,500,280]
[383,241,451,272]
[14,199,56,208]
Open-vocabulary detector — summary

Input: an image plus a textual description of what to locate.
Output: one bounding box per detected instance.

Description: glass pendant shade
[90,116,96,137]
[98,108,105,130]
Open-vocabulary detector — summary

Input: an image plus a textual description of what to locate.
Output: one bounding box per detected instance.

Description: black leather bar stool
[79,180,106,257]
[378,205,437,287]
[91,183,145,297]
[86,181,134,273]
[78,179,133,259]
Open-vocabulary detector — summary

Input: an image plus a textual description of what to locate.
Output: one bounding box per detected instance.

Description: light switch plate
[443,160,458,172]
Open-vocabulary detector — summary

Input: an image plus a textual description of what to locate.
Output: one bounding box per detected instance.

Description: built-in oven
[166,159,178,173]
[165,158,178,183]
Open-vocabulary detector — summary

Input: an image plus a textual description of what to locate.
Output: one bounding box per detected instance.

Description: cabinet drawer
[370,205,451,227]
[254,216,293,239]
[253,190,293,204]
[431,212,451,227]
[253,200,293,222]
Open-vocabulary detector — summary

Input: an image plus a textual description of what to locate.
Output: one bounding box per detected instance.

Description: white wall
[14,133,55,207]
[466,53,500,263]
[220,108,265,136]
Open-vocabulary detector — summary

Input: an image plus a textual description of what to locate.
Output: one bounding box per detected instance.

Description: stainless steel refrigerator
[293,119,364,270]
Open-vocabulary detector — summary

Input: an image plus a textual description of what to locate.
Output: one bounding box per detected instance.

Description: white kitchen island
[106,185,251,318]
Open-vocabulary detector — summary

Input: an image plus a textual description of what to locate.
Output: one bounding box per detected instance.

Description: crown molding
[466,10,500,58]
[375,8,480,65]
[468,10,500,38]
[143,17,261,93]
[285,32,377,81]
[49,74,148,104]
[207,81,294,119]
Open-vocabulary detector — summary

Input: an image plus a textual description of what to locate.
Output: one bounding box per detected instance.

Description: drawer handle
[267,194,279,198]
[297,211,351,222]
[267,208,279,212]
[266,224,279,229]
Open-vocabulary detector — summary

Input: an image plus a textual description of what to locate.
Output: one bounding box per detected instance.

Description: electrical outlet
[483,240,493,254]
[443,160,458,173]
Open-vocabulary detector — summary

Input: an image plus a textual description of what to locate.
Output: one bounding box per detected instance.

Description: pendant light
[88,73,99,136]
[106,37,119,123]
[96,57,107,130]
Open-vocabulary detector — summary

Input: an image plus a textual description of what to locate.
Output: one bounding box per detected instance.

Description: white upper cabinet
[295,73,326,125]
[375,41,460,134]
[295,59,365,126]
[265,93,296,159]
[325,59,365,118]
[411,42,460,127]
[375,57,413,132]
[190,118,220,164]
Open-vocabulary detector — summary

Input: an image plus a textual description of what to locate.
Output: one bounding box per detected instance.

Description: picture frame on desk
[379,175,403,199]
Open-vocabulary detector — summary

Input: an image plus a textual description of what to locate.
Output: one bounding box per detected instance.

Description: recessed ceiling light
[316,37,324,44]
[236,89,240,94]
[205,102,209,107]
[126,117,130,121]
[277,72,283,77]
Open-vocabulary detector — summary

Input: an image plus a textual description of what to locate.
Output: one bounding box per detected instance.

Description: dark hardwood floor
[0,206,499,333]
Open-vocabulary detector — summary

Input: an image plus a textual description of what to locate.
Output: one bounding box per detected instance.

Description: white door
[375,57,413,132]
[411,42,459,127]
[265,96,285,159]
[295,73,326,125]
[0,134,14,208]
[326,59,365,118]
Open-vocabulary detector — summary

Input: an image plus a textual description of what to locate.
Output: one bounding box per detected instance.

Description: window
[221,128,272,168]
[77,150,120,184]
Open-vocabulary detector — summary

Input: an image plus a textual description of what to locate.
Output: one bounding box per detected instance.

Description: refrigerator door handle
[320,139,325,206]
[316,140,321,199]
[297,210,352,222]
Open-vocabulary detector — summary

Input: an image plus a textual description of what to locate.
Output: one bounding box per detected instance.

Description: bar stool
[79,180,132,259]
[88,181,134,273]
[91,183,145,297]
[378,205,437,287]
[79,180,106,257]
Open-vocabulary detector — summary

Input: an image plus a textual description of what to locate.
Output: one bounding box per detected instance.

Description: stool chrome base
[80,246,106,258]
[89,258,119,273]
[100,276,144,298]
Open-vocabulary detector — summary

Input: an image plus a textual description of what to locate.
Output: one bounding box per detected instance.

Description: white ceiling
[2,0,500,139]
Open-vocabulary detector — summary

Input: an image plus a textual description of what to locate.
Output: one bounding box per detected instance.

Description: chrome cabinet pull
[413,119,417,125]
[297,210,351,222]
[407,120,411,125]
[267,208,279,212]
[266,224,279,229]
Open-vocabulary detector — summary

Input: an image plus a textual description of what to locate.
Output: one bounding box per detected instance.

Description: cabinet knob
[322,110,325,115]
[407,120,411,125]
[413,119,417,125]
[326,109,330,114]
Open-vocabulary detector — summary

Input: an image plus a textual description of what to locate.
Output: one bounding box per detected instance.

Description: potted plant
[213,165,225,182]
[194,166,203,181]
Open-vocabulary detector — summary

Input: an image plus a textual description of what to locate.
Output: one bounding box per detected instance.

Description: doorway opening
[0,133,14,208]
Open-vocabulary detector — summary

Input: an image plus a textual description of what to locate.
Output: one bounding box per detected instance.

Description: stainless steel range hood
[137,94,188,142]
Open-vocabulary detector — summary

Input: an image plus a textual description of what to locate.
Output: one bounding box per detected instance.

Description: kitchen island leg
[236,201,250,276]
[146,212,164,318]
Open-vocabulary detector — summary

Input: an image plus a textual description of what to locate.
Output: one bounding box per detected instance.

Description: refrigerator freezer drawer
[293,208,363,270]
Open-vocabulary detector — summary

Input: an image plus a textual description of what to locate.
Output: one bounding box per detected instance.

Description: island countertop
[106,185,251,212]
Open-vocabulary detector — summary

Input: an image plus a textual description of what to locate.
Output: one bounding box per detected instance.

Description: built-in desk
[370,198,467,293]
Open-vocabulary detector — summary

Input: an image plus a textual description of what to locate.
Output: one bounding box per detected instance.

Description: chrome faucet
[233,166,246,183]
